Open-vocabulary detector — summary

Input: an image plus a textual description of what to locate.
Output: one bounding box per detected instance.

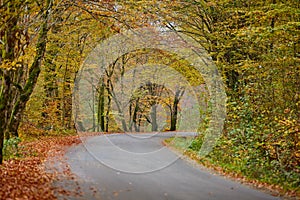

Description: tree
[0,0,53,164]
[165,0,299,184]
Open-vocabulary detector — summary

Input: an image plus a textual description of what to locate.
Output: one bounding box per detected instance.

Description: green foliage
[3,137,22,160]
[182,130,300,191]
[188,134,204,152]
[201,90,300,191]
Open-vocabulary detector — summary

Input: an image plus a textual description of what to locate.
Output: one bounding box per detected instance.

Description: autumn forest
[0,0,299,199]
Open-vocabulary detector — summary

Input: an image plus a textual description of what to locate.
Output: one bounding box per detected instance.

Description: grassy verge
[164,136,300,199]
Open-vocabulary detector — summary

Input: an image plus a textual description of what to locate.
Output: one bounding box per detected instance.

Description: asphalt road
[55,133,280,200]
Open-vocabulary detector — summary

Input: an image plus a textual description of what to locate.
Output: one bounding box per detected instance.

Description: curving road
[53,133,280,200]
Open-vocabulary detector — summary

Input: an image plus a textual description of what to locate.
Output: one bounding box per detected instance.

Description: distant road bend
[53,132,280,200]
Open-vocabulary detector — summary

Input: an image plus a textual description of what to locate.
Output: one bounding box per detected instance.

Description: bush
[3,137,22,159]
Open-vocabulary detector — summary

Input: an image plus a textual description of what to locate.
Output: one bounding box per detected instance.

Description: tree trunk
[151,104,158,131]
[170,88,185,131]
[105,61,128,132]
[0,72,10,164]
[105,89,111,132]
[170,105,178,131]
[61,66,72,129]
[43,48,59,128]
[97,79,105,132]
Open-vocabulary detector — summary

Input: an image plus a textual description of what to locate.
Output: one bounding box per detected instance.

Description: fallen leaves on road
[0,135,81,199]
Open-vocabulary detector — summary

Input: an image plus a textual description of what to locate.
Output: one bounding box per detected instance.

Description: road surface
[53,133,280,200]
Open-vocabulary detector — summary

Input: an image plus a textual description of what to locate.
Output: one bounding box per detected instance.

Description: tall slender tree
[0,0,53,164]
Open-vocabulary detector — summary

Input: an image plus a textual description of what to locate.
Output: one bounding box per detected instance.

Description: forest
[0,0,299,198]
